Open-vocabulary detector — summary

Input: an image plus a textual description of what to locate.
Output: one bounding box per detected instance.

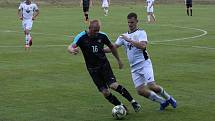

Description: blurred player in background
[68,20,141,112]
[101,0,110,16]
[185,0,192,16]
[146,0,155,23]
[18,0,39,50]
[80,0,93,23]
[104,13,177,111]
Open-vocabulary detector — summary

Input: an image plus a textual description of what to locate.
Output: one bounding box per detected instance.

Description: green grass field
[0,4,215,121]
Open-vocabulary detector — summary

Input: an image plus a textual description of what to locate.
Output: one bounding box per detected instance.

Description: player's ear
[137,19,139,23]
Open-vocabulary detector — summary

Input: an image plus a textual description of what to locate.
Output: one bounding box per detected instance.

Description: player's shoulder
[137,29,147,33]
[77,31,87,36]
[98,31,109,37]
[31,2,38,6]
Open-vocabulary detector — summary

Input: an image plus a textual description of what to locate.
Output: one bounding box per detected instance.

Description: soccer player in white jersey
[18,0,39,50]
[101,0,110,16]
[146,0,155,23]
[104,13,177,111]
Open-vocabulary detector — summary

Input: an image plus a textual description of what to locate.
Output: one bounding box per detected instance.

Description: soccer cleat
[122,105,128,112]
[131,102,141,112]
[168,97,177,108]
[160,100,169,111]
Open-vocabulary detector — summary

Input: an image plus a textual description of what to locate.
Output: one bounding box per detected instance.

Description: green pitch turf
[0,4,215,121]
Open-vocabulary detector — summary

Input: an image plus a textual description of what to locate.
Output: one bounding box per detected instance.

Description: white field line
[0,30,73,38]
[151,43,215,50]
[152,25,208,43]
[0,25,212,50]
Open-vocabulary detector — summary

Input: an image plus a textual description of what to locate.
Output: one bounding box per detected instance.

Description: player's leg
[151,13,156,22]
[190,4,192,16]
[103,7,109,16]
[186,4,190,16]
[83,7,89,22]
[87,68,123,107]
[109,82,141,112]
[102,63,141,112]
[23,20,33,49]
[147,7,151,23]
[134,60,169,110]
[148,83,177,109]
[133,73,168,110]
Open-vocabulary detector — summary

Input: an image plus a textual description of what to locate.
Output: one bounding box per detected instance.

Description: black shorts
[186,3,192,8]
[83,6,89,12]
[87,62,116,92]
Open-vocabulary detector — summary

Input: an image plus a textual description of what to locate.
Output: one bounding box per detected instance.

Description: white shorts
[102,1,109,8]
[22,19,33,31]
[131,59,155,88]
[147,6,154,13]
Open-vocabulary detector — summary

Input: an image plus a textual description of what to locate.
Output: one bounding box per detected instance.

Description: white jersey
[102,0,109,7]
[115,29,149,72]
[147,0,154,7]
[18,1,39,20]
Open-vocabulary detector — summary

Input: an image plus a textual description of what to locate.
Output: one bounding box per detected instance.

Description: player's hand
[32,17,36,20]
[118,60,124,69]
[19,16,23,20]
[120,35,131,42]
[68,46,79,55]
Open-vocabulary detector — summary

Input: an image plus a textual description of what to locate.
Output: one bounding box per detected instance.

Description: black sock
[84,14,88,21]
[115,85,133,102]
[190,9,192,16]
[187,9,189,16]
[105,93,121,106]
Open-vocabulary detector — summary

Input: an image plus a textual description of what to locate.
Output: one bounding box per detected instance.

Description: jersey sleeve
[18,3,23,10]
[103,34,112,46]
[115,36,124,46]
[71,31,86,47]
[138,30,148,42]
[34,4,39,10]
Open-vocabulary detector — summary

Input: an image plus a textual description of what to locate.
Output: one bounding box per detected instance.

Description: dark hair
[127,12,137,19]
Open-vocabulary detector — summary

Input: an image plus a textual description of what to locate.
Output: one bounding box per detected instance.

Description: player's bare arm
[103,44,120,53]
[90,0,93,7]
[32,10,39,20]
[107,43,123,69]
[18,9,23,20]
[120,35,147,50]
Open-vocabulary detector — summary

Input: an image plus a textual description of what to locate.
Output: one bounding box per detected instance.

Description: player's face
[26,0,31,4]
[127,17,138,32]
[89,22,100,36]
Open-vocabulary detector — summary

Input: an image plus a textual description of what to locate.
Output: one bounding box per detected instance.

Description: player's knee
[148,84,161,93]
[109,82,119,90]
[101,89,110,97]
[25,30,30,35]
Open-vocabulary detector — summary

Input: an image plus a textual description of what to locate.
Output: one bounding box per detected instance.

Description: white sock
[147,15,151,22]
[25,34,29,45]
[152,14,156,21]
[148,91,165,104]
[131,99,136,103]
[159,87,171,100]
[104,8,108,15]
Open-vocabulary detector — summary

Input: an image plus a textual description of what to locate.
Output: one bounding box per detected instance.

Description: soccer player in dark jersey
[80,0,92,23]
[185,0,192,16]
[68,20,141,112]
